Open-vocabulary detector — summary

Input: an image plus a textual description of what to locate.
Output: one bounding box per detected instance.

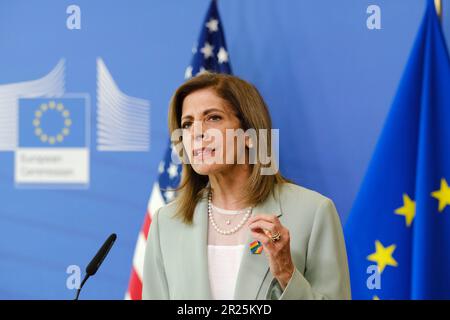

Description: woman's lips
[193,147,215,157]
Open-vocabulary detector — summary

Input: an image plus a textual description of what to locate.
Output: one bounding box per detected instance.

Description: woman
[143,73,351,300]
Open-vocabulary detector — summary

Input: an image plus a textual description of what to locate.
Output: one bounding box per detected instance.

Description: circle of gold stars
[33,101,72,145]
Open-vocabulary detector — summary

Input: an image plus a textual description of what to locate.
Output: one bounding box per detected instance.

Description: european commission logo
[19,98,87,148]
[15,96,90,187]
[0,58,151,189]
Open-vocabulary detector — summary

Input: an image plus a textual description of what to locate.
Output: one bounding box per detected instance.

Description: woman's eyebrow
[181,108,225,122]
[181,108,225,120]
[203,108,225,115]
[181,114,193,122]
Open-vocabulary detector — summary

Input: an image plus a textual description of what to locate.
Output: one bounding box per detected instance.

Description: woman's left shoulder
[276,182,333,206]
[275,182,339,223]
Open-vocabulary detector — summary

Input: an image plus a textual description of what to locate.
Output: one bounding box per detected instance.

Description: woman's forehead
[181,88,231,116]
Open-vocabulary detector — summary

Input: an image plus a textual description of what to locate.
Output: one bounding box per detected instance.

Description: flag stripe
[127,267,143,300]
[142,211,152,239]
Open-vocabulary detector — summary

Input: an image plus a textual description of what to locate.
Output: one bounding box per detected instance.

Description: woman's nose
[192,121,205,141]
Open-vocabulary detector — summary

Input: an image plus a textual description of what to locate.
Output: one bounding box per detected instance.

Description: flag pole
[435,0,443,20]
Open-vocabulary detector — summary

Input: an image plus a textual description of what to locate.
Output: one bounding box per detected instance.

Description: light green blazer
[142,182,351,300]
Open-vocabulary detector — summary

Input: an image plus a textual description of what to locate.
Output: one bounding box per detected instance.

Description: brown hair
[168,72,288,224]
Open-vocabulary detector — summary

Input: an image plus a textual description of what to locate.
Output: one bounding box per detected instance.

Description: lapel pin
[250,240,263,254]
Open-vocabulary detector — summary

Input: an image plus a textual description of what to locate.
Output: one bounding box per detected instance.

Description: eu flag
[345,0,450,299]
[18,97,87,148]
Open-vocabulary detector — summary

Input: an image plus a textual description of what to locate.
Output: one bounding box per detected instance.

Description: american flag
[125,0,232,300]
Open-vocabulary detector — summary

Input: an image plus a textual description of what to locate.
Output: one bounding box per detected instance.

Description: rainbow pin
[250,240,263,254]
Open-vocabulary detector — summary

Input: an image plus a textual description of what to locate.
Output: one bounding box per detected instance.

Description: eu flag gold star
[431,178,450,213]
[367,240,398,274]
[394,193,416,227]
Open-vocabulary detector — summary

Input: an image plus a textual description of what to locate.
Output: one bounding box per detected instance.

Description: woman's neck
[208,164,251,210]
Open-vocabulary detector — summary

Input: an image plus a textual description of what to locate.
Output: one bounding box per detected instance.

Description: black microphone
[74,233,117,300]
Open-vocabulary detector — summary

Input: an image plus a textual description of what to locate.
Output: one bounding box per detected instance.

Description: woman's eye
[208,115,222,122]
[181,122,192,129]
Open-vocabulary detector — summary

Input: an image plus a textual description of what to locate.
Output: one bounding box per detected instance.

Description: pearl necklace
[207,191,252,235]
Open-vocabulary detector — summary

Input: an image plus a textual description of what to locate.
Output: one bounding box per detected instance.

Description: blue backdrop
[0,0,448,299]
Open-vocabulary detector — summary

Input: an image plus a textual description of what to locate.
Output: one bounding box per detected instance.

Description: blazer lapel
[180,193,212,299]
[233,186,284,299]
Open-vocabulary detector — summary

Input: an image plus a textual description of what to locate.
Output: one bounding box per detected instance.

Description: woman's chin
[191,163,226,176]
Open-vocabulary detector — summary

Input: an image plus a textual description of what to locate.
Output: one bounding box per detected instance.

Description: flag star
[164,190,176,202]
[205,18,219,33]
[431,178,450,212]
[158,161,165,174]
[185,66,193,79]
[367,240,398,274]
[192,43,198,54]
[217,47,228,64]
[394,193,416,227]
[167,163,179,179]
[197,67,207,75]
[200,42,214,59]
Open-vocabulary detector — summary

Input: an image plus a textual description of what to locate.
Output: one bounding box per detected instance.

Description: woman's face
[180,88,247,175]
